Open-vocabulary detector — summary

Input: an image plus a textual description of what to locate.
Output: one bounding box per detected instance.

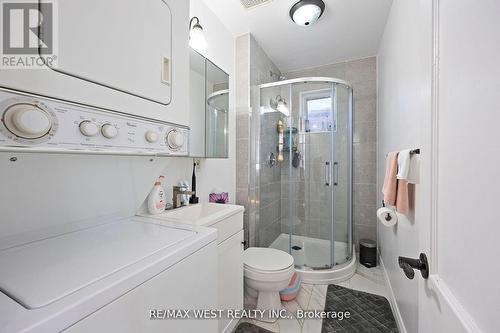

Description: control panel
[0,90,189,155]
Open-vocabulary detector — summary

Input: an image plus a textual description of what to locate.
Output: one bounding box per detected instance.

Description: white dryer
[0,0,190,127]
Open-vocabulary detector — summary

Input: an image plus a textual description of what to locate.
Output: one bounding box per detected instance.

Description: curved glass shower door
[285,81,335,269]
[332,83,353,266]
[258,78,352,270]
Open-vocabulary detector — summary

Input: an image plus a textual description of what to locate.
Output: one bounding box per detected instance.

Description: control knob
[166,129,184,149]
[4,103,52,139]
[145,130,159,143]
[101,124,118,139]
[79,121,99,137]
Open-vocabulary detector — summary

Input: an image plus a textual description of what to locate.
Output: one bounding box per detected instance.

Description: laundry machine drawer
[63,242,218,333]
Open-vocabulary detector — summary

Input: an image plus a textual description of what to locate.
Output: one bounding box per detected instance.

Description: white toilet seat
[244,265,293,274]
[244,265,294,282]
[243,247,294,271]
[243,247,294,281]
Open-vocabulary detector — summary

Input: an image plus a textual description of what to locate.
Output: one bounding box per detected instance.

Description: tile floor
[236,264,389,333]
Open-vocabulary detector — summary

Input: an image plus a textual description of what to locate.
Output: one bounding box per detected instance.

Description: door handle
[398,253,429,279]
[333,161,339,186]
[325,162,331,186]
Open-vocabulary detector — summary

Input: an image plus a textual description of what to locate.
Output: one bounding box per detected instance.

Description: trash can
[359,239,377,268]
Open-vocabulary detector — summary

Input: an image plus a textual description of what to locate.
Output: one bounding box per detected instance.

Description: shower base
[269,233,356,284]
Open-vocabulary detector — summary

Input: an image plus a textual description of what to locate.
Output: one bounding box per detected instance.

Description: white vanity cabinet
[213,213,244,333]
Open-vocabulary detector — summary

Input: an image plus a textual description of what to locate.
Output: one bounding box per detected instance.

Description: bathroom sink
[146,203,244,227]
[141,203,244,243]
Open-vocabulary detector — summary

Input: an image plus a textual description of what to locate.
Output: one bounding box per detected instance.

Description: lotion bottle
[147,176,166,214]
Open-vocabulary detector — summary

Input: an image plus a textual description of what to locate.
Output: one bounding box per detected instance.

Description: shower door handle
[333,162,339,186]
[325,162,331,186]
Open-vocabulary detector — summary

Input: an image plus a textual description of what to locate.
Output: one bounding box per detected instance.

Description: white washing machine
[0,217,218,333]
[0,90,218,332]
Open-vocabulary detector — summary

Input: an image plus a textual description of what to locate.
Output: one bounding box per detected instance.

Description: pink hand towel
[382,151,410,214]
[396,179,409,214]
[382,152,399,205]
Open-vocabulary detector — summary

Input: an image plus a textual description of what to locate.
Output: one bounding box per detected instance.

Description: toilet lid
[243,247,294,271]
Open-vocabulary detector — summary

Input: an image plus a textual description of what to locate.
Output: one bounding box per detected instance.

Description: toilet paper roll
[377,207,398,227]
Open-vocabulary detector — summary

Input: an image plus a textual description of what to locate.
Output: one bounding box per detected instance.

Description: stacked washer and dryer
[0,1,218,332]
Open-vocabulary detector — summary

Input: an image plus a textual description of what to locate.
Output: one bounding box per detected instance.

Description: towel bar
[386,148,420,157]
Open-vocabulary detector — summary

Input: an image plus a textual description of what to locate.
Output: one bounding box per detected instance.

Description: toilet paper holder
[381,200,392,221]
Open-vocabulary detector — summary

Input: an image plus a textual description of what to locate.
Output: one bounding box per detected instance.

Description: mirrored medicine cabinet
[189,49,229,158]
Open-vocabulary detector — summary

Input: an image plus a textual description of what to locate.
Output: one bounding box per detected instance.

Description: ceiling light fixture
[289,0,325,26]
[189,17,207,51]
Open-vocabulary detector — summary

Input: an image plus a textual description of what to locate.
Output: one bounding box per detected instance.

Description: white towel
[397,149,420,184]
[406,154,420,184]
[396,149,411,180]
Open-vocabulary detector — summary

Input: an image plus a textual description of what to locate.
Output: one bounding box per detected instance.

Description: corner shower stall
[250,77,355,283]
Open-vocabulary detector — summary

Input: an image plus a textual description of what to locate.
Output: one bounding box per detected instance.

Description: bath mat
[280,271,301,301]
[233,322,274,333]
[322,285,398,333]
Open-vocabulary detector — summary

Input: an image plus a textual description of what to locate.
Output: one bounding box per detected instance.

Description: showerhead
[270,70,286,81]
[269,95,289,115]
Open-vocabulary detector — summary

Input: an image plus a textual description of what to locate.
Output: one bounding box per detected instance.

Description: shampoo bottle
[147,176,166,214]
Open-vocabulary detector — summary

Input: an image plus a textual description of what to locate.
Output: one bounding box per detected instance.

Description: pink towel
[382,152,399,205]
[382,151,409,214]
[396,179,409,214]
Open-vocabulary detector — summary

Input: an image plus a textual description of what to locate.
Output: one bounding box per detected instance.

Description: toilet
[243,247,295,321]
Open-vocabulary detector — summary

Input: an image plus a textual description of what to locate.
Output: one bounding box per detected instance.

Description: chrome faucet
[172,185,194,208]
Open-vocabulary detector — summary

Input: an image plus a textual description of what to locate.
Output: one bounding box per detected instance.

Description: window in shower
[301,89,335,132]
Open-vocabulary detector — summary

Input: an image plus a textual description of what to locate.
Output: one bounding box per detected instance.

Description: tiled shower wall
[284,57,377,247]
[235,33,282,247]
[257,112,283,247]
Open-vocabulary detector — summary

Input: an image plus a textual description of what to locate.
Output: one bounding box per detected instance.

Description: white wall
[149,0,236,206]
[377,1,432,332]
[0,153,168,246]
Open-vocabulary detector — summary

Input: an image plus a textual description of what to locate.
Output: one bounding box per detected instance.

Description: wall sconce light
[189,17,207,51]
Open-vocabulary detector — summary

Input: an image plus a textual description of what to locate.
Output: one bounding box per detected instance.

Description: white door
[378,0,499,332]
[417,0,500,332]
